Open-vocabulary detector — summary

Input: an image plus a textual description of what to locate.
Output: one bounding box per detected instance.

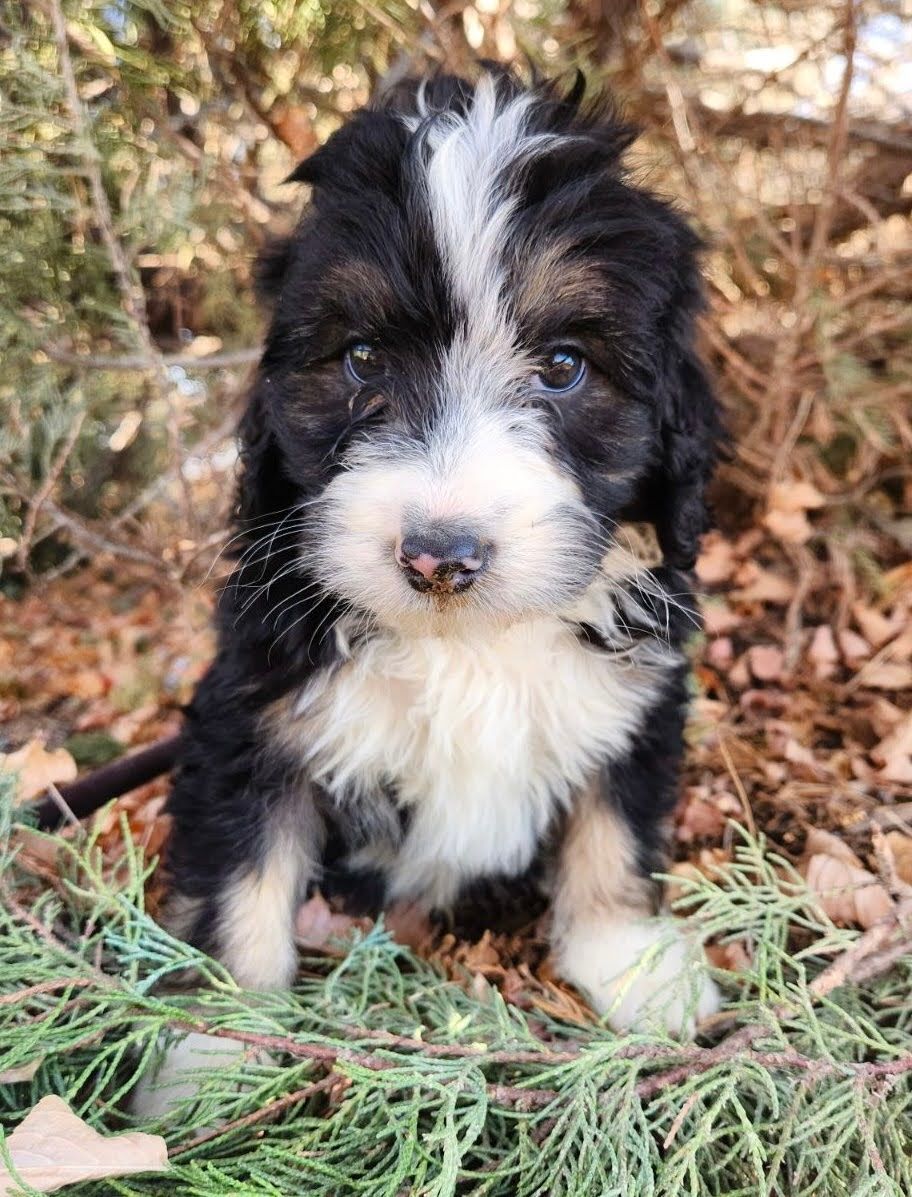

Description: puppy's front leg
[165,796,319,992]
[134,703,320,1118]
[163,672,323,992]
[137,811,312,1117]
[551,784,719,1037]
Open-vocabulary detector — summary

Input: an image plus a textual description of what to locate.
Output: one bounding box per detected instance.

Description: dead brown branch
[756,0,859,459]
[44,347,261,372]
[16,408,86,574]
[49,0,161,368]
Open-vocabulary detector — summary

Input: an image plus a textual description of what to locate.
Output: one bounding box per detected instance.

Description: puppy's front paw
[130,1031,259,1121]
[555,916,721,1038]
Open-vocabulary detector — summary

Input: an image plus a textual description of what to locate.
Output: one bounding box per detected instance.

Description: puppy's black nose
[396,528,487,593]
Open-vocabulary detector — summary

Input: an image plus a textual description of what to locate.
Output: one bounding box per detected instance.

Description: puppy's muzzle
[395,526,488,594]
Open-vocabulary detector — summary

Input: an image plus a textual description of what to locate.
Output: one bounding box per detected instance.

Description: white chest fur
[286,618,669,905]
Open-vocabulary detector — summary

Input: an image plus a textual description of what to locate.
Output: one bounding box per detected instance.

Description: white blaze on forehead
[420,78,538,319]
[411,76,564,471]
[415,77,558,369]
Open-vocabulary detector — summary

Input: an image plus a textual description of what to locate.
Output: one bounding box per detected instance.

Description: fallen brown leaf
[701,601,743,636]
[696,534,737,585]
[872,715,912,784]
[800,829,894,929]
[706,637,734,670]
[808,626,839,680]
[866,697,906,738]
[294,893,368,949]
[0,738,77,804]
[769,480,826,514]
[858,661,912,691]
[705,939,753,972]
[728,654,751,689]
[666,861,706,906]
[884,562,912,595]
[851,602,904,649]
[0,1096,168,1195]
[385,900,434,950]
[732,564,795,605]
[748,644,784,683]
[763,507,813,545]
[0,1058,43,1084]
[676,789,729,842]
[883,831,912,887]
[837,629,871,667]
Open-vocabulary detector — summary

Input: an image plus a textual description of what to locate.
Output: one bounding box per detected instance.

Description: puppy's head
[243,71,722,636]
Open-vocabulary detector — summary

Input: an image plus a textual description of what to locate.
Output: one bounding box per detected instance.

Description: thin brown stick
[108,406,242,534]
[756,0,858,456]
[45,346,261,372]
[717,733,757,840]
[169,1074,339,1156]
[160,1010,912,1106]
[40,502,167,571]
[47,0,211,553]
[5,891,912,1116]
[16,408,86,572]
[0,977,96,1006]
[49,0,157,356]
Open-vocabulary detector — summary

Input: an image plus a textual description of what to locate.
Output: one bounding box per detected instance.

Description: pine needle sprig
[2,780,912,1195]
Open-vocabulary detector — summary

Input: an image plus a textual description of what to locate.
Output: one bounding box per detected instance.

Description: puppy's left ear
[651,251,725,572]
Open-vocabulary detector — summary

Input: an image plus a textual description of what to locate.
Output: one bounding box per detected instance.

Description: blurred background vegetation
[1,0,910,587]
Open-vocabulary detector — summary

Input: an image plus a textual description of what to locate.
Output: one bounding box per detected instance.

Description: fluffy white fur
[311,408,593,635]
[417,75,555,332]
[218,829,314,989]
[283,582,672,907]
[555,916,721,1035]
[130,1031,255,1121]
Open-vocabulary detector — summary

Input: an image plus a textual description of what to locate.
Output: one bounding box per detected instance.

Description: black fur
[165,68,723,979]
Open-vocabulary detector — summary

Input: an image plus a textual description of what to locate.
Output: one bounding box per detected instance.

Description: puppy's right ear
[285,143,330,186]
[254,235,294,306]
[235,379,295,530]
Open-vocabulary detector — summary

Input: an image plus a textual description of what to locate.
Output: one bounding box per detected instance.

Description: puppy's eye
[532,348,586,393]
[345,342,382,383]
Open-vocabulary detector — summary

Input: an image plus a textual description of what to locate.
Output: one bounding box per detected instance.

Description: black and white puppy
[165,70,724,1034]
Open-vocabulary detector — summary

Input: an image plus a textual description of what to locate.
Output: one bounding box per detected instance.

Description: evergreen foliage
[2,0,909,578]
[3,778,911,1195]
[1,0,404,566]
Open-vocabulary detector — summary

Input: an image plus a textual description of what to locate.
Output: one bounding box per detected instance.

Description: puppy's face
[253,75,719,635]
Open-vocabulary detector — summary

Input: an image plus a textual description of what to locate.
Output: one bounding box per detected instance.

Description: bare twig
[0,978,96,1007]
[110,406,242,533]
[155,1009,912,1106]
[6,873,912,1127]
[717,733,757,840]
[760,0,859,460]
[44,346,261,372]
[40,501,167,571]
[169,1074,340,1156]
[16,407,85,572]
[810,900,912,1002]
[49,0,159,360]
[39,783,82,831]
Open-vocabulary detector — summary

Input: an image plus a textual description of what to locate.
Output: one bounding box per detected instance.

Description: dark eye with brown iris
[533,348,586,393]
[345,342,381,383]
